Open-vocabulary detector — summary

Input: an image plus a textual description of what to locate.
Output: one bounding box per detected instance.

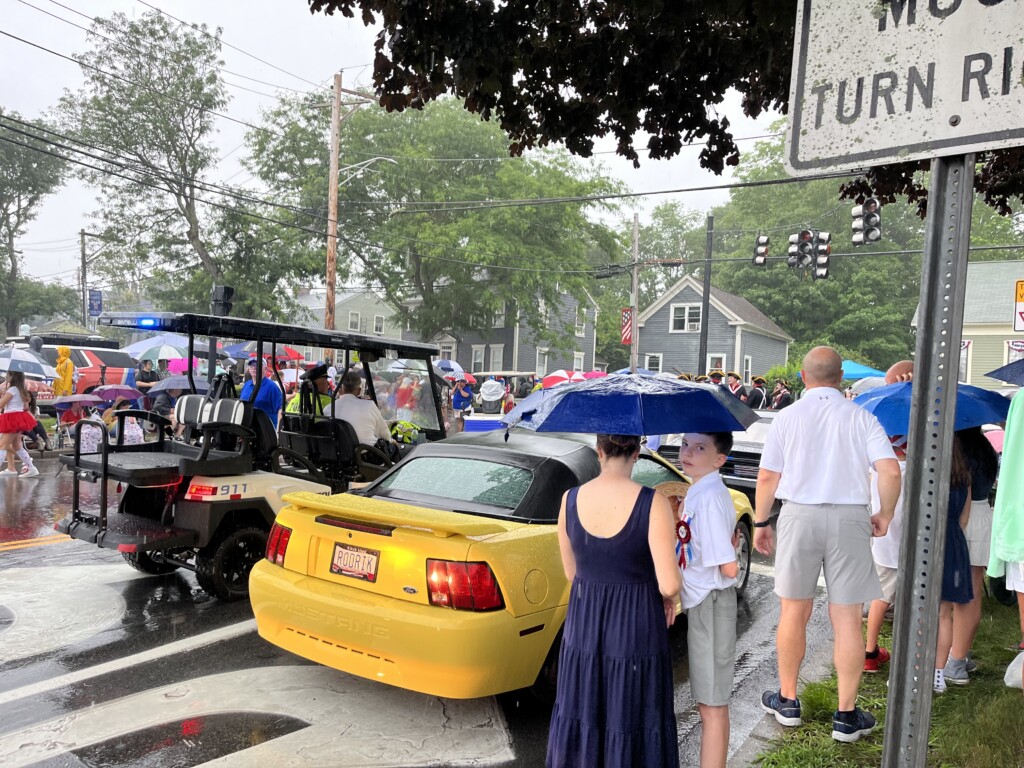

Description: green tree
[0,110,67,335]
[61,11,228,284]
[247,95,624,346]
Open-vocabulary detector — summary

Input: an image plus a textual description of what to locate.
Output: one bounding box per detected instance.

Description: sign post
[785,4,1024,766]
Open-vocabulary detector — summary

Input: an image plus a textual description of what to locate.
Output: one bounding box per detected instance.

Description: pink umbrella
[583,370,608,379]
[167,357,199,374]
[984,428,1005,453]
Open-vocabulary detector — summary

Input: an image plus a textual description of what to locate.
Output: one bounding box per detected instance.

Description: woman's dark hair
[596,433,641,459]
[958,426,999,495]
[950,433,972,490]
[5,371,29,404]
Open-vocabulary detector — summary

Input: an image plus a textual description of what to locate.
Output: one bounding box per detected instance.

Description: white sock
[16,448,34,469]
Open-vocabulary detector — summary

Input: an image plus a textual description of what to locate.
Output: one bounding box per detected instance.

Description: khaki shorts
[875,563,898,604]
[775,502,882,605]
[686,586,737,707]
[965,498,993,568]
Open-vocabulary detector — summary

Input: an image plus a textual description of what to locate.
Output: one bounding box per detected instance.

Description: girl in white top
[0,372,39,476]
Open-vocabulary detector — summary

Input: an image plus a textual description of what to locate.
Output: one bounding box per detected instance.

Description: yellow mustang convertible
[249,430,754,699]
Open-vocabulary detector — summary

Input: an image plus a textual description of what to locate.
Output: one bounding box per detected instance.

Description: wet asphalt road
[0,461,833,768]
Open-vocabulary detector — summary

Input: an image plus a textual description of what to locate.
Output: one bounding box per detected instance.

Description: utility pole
[324,71,342,344]
[697,214,714,376]
[80,229,87,326]
[629,213,640,373]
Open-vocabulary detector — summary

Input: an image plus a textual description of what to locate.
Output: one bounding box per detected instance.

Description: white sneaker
[0,468,17,476]
[934,668,947,694]
[19,466,39,478]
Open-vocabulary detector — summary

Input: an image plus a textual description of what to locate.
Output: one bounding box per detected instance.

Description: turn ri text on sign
[785,0,1024,175]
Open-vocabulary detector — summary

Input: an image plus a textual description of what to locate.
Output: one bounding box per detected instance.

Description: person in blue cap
[240,358,283,429]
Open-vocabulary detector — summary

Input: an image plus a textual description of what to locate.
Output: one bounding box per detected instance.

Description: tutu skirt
[0,411,36,433]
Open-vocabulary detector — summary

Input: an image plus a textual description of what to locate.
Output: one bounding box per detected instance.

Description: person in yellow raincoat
[53,346,75,397]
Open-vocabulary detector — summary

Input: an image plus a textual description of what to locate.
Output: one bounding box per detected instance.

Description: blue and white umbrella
[435,359,464,375]
[0,347,58,379]
[501,374,759,435]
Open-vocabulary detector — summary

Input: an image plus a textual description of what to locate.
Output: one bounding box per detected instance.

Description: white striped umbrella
[0,347,58,379]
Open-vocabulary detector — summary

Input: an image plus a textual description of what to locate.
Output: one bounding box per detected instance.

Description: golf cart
[56,312,445,601]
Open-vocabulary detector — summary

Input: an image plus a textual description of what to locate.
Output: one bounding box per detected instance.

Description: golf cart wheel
[734,520,752,595]
[195,526,267,601]
[122,550,179,575]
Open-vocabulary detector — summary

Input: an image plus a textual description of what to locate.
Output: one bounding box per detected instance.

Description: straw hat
[654,480,690,502]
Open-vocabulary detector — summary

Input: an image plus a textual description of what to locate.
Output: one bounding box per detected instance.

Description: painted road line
[0,536,71,552]
[0,666,514,767]
[0,534,68,547]
[0,619,257,707]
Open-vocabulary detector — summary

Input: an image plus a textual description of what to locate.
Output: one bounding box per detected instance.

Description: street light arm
[338,156,398,187]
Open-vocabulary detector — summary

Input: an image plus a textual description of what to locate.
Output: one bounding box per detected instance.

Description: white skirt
[1005,561,1024,594]
[965,497,994,568]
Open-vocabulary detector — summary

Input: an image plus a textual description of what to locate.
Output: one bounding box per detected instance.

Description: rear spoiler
[282,491,515,538]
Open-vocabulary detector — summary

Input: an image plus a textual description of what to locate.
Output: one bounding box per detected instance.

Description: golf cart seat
[334,419,395,482]
[176,396,257,477]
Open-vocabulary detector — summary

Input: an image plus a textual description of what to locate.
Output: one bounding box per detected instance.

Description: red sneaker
[864,647,891,673]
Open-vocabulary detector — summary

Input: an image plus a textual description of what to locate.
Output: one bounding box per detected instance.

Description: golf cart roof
[98,312,439,358]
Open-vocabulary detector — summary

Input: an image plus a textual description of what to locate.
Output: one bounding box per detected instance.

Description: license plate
[331,543,380,582]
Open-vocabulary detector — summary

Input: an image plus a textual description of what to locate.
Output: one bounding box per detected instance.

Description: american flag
[621,307,633,345]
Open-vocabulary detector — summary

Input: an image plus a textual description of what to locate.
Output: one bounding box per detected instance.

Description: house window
[490,344,504,371]
[959,340,970,382]
[575,306,586,337]
[303,348,313,363]
[1008,340,1024,364]
[471,345,486,372]
[573,351,585,371]
[743,355,753,385]
[373,315,385,334]
[439,342,455,361]
[348,311,361,332]
[536,347,549,377]
[670,303,701,333]
[645,353,663,374]
[493,303,505,329]
[707,353,726,373]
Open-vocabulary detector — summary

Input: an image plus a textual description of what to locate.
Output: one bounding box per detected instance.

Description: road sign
[1016,280,1024,332]
[88,289,102,317]
[785,1,1024,176]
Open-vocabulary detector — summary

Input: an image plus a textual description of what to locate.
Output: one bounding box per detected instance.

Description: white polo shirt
[679,471,738,610]
[330,393,392,446]
[759,387,895,505]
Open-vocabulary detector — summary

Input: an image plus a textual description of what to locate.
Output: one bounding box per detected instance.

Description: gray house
[293,288,402,361]
[402,291,599,375]
[637,275,792,381]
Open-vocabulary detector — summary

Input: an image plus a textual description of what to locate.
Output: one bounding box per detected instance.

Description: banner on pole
[88,289,103,317]
[621,307,633,345]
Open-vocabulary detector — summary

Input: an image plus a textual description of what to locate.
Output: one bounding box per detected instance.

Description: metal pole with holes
[882,154,974,767]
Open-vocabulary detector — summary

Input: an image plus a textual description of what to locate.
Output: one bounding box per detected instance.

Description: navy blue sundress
[546,486,678,768]
[942,484,973,604]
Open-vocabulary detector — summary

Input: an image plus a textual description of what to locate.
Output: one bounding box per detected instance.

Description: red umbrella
[542,370,585,388]
[446,372,477,385]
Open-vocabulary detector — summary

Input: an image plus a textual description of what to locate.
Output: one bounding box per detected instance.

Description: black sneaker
[832,707,877,743]
[760,690,802,726]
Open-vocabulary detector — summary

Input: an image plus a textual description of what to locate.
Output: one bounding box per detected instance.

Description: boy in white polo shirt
[678,432,739,768]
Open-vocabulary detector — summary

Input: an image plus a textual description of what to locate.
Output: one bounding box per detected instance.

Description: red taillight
[265,523,292,566]
[187,484,217,496]
[426,559,504,611]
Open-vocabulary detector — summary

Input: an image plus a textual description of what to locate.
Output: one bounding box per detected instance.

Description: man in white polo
[331,370,402,460]
[754,346,901,744]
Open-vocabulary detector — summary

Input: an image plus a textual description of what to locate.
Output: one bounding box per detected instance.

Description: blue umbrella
[985,359,1024,387]
[500,375,759,435]
[854,381,1011,436]
[611,367,656,376]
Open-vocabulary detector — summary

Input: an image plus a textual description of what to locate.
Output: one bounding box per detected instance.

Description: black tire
[529,630,563,704]
[122,550,179,575]
[195,525,267,601]
[734,520,752,595]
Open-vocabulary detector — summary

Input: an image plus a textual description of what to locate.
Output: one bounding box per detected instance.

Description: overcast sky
[3,0,778,289]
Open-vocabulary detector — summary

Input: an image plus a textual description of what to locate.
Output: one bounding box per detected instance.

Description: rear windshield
[375,457,533,512]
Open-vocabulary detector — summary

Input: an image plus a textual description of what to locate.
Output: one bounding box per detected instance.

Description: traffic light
[851,198,882,245]
[813,231,832,279]
[753,235,769,266]
[211,285,235,316]
[796,229,814,267]
[787,234,800,267]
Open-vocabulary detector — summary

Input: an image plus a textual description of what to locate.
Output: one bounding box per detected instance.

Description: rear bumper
[249,560,562,698]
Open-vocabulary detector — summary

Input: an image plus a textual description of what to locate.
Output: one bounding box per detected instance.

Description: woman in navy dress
[935,433,973,693]
[547,434,682,768]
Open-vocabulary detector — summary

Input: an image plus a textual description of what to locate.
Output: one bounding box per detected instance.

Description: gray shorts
[687,586,737,706]
[775,502,883,605]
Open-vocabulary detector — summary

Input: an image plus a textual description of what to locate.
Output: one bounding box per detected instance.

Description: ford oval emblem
[402,586,418,594]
